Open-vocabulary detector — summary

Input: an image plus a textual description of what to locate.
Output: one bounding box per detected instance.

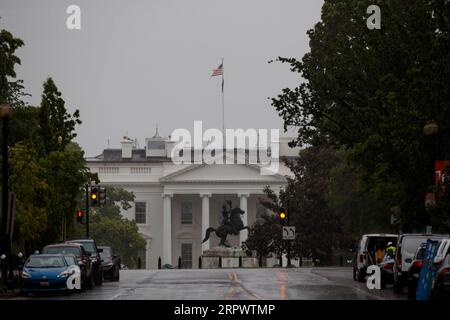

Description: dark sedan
[99,246,120,281]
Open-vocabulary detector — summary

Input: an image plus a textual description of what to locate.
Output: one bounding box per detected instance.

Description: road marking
[224,271,262,300]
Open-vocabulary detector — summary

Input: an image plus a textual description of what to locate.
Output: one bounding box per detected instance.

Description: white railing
[130,167,152,174]
[98,167,120,174]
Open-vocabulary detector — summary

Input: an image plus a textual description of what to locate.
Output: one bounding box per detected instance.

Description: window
[148,141,165,149]
[181,243,192,268]
[181,202,192,224]
[135,202,147,224]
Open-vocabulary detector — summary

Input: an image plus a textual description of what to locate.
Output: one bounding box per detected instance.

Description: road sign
[390,214,400,225]
[282,226,296,240]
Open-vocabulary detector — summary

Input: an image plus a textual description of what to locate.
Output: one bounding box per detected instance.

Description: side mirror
[405,258,412,263]
[98,248,103,253]
[113,255,117,259]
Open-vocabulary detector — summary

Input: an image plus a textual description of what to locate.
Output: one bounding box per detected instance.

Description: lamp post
[0,104,12,283]
[423,120,439,185]
[423,120,440,229]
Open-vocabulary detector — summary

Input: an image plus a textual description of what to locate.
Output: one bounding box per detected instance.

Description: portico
[159,163,286,266]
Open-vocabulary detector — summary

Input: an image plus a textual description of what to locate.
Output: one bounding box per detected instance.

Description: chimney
[121,136,133,159]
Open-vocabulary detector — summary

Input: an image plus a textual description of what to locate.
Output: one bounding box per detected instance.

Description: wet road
[10,267,405,300]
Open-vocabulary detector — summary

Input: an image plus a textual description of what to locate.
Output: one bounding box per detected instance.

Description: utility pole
[286,198,291,268]
[1,105,12,282]
[85,184,89,238]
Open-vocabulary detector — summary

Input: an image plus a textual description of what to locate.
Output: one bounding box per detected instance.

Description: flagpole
[221,58,225,144]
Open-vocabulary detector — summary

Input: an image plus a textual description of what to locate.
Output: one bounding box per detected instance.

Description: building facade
[86,134,299,269]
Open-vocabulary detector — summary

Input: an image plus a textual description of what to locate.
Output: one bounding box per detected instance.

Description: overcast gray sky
[1,0,323,156]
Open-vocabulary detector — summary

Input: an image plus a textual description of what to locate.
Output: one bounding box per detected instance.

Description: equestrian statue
[202,201,249,247]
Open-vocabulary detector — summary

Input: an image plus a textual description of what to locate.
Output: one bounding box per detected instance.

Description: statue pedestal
[203,246,244,258]
[201,246,258,268]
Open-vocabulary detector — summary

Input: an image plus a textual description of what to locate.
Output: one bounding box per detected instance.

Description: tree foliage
[0,23,25,105]
[270,0,450,231]
[69,188,146,269]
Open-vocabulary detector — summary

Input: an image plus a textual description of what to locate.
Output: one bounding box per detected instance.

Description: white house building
[86,132,299,269]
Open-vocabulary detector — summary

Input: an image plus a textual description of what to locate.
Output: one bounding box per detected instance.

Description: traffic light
[98,187,107,206]
[76,210,84,224]
[277,207,287,223]
[90,187,98,206]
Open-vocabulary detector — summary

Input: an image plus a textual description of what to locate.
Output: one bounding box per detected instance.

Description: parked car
[379,254,395,288]
[393,233,449,294]
[20,254,79,295]
[430,239,450,299]
[406,243,426,299]
[434,238,450,265]
[42,243,93,290]
[353,234,398,282]
[66,238,103,286]
[99,246,120,281]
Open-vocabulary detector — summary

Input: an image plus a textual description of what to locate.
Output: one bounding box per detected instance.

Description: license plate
[39,281,49,287]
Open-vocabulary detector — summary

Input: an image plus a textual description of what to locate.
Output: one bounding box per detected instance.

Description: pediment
[160,162,287,183]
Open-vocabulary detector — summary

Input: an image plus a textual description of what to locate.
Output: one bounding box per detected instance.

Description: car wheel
[87,274,94,289]
[356,269,366,282]
[81,272,87,291]
[94,269,103,286]
[394,279,403,294]
[381,278,386,289]
[407,280,416,299]
[115,267,120,282]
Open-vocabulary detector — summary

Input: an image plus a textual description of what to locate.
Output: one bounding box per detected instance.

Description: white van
[353,233,398,282]
[393,233,449,294]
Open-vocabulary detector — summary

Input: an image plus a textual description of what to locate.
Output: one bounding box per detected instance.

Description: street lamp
[424,120,440,182]
[0,104,12,283]
[423,120,439,137]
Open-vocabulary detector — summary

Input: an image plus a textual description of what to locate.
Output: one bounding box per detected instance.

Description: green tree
[69,187,146,269]
[243,213,284,265]
[327,149,399,242]
[37,77,81,155]
[9,143,48,247]
[0,22,25,105]
[38,142,90,246]
[270,0,450,231]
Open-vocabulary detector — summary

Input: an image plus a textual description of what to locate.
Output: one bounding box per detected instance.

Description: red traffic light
[76,210,84,224]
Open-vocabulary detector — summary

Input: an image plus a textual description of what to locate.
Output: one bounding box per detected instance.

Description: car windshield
[43,246,80,257]
[64,255,76,265]
[25,256,66,268]
[100,247,111,258]
[415,247,425,260]
[72,241,95,253]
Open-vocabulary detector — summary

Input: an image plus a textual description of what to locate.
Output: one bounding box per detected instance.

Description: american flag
[211,63,223,77]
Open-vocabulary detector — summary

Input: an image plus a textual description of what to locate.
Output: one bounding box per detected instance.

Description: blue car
[21,254,78,295]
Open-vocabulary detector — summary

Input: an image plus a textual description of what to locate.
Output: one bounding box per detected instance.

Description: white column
[145,238,151,269]
[200,193,212,253]
[239,193,249,244]
[162,193,173,266]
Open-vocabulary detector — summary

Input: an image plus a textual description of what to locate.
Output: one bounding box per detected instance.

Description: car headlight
[21,271,31,279]
[57,270,71,278]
